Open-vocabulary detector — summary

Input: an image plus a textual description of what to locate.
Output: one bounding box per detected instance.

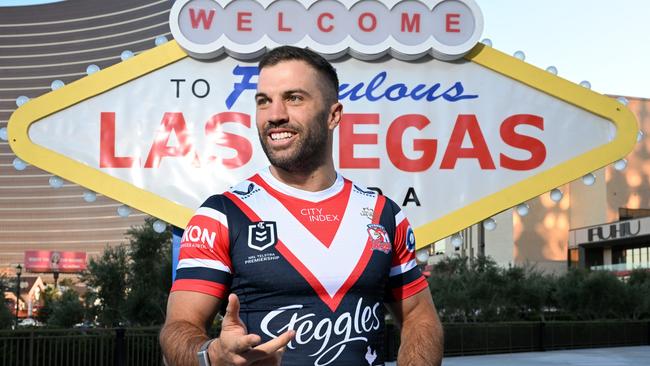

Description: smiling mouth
[270,131,295,141]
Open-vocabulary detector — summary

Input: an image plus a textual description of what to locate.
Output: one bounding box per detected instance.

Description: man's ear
[328,102,343,130]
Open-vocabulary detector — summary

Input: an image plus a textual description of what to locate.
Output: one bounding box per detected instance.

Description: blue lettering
[441,82,477,102]
[226,66,258,109]
[337,71,477,103]
[226,67,478,107]
[339,82,366,101]
[364,71,387,102]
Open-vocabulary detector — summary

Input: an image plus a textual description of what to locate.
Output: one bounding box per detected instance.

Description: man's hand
[210,293,295,366]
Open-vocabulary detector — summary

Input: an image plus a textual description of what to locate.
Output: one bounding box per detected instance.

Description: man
[160,46,443,366]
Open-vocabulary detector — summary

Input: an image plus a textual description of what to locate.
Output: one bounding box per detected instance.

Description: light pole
[14,264,22,328]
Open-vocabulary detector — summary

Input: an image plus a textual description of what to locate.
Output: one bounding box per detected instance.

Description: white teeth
[270,132,294,141]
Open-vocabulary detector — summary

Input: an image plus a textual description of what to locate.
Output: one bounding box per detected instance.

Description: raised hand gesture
[210,294,295,366]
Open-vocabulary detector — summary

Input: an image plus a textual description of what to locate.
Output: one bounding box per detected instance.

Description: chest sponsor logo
[260,298,382,366]
[248,221,277,251]
[300,208,340,223]
[367,224,391,254]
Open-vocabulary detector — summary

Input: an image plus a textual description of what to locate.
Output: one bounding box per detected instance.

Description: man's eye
[288,95,302,102]
[256,98,269,106]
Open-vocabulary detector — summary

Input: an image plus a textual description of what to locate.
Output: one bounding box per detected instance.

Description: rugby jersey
[172,168,428,366]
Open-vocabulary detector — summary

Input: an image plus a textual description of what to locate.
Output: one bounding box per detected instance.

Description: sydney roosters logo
[367,224,391,254]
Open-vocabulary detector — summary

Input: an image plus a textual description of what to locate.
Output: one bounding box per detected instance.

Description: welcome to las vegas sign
[7,0,638,248]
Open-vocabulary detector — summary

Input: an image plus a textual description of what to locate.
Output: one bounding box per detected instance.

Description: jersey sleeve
[385,200,428,302]
[171,195,232,299]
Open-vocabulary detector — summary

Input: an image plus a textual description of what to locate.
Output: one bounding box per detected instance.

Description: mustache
[262,121,302,135]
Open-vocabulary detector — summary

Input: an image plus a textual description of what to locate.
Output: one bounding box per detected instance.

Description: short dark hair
[259,46,339,103]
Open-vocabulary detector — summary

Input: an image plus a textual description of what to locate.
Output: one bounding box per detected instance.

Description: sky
[475,0,649,99]
[1,0,648,98]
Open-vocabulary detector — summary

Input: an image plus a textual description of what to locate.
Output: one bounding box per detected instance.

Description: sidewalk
[386,346,650,365]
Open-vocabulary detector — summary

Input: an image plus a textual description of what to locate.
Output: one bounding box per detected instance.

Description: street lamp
[15,264,22,328]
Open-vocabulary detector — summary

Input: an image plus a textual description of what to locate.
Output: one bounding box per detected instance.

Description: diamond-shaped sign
[8,41,637,249]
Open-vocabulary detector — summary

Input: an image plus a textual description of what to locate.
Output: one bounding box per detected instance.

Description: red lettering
[204,112,253,169]
[277,12,292,32]
[237,11,252,31]
[358,12,377,32]
[318,12,334,32]
[386,115,436,172]
[446,13,461,33]
[144,112,200,168]
[401,13,421,33]
[440,114,495,169]
[500,114,546,171]
[99,112,136,168]
[188,8,215,30]
[339,114,380,169]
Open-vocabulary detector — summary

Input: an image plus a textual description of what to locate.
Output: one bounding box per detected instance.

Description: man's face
[255,60,337,173]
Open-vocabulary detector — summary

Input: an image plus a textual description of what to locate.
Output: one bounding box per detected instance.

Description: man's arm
[160,291,295,366]
[160,290,221,365]
[386,289,444,366]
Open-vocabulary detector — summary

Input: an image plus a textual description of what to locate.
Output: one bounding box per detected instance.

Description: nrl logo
[248,221,277,251]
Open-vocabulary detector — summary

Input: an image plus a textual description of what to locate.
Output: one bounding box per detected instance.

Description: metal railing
[0,321,648,365]
[442,320,650,356]
[0,327,161,366]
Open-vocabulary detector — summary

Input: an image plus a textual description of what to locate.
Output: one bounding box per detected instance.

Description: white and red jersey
[172,168,428,366]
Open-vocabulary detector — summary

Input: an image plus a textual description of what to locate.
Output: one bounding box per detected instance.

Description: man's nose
[267,100,289,123]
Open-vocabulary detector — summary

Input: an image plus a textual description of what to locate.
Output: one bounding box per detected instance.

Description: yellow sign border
[8,42,638,248]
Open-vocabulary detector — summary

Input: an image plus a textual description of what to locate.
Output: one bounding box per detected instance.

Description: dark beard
[258,109,329,174]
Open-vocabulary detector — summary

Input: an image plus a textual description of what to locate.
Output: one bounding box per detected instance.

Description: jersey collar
[258,167,344,203]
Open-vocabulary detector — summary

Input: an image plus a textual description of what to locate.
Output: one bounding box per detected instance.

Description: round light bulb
[82,190,97,203]
[614,159,627,171]
[516,203,529,217]
[481,38,492,47]
[513,50,525,60]
[582,173,596,186]
[13,158,27,171]
[616,96,629,106]
[50,80,64,90]
[451,233,463,249]
[545,66,558,75]
[120,50,134,61]
[415,248,430,264]
[155,36,168,46]
[153,220,167,233]
[48,176,64,188]
[117,205,132,218]
[550,188,563,202]
[579,80,591,89]
[483,218,497,231]
[0,127,7,141]
[86,64,100,75]
[16,95,29,107]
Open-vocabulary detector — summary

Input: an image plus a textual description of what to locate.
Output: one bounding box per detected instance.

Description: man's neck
[269,163,337,192]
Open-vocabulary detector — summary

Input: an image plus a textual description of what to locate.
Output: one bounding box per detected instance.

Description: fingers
[223,293,241,325]
[243,330,295,363]
[231,333,262,353]
[253,330,295,354]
